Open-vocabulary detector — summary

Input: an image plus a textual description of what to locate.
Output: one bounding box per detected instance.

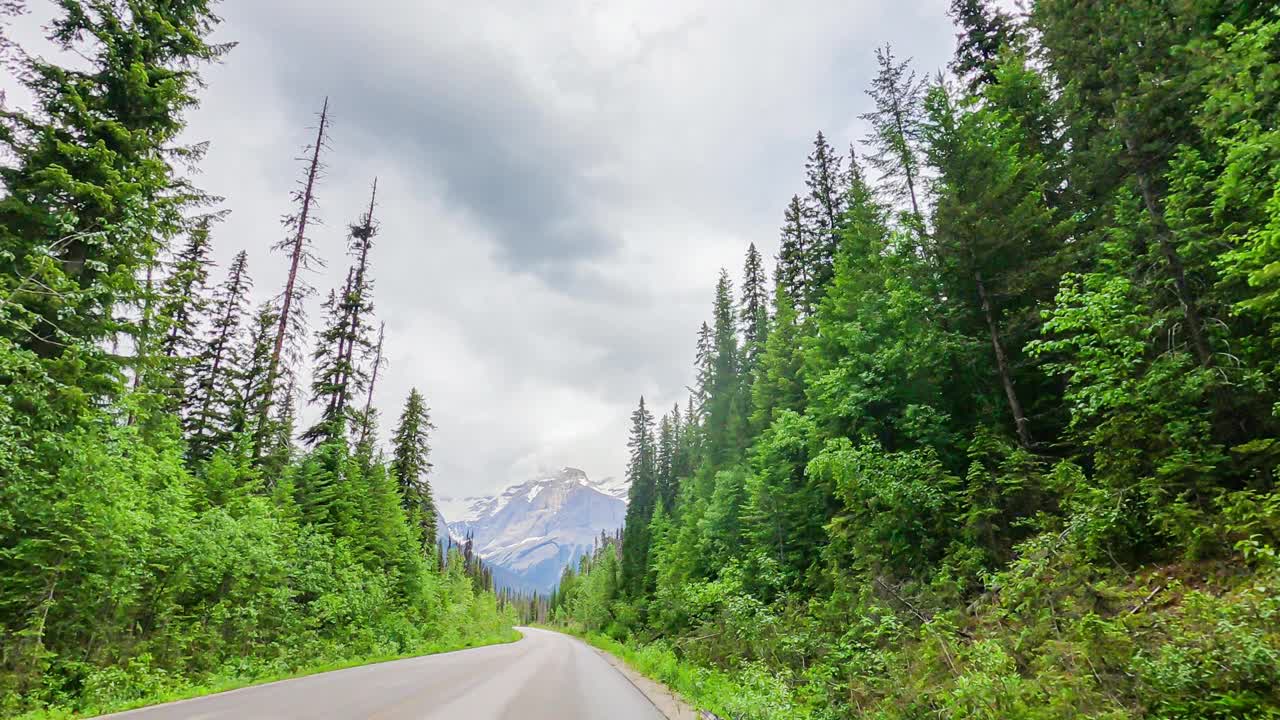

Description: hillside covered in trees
[552,1,1280,717]
[0,2,511,717]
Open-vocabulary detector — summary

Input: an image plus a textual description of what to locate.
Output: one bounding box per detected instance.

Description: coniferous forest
[551,1,1280,718]
[0,2,512,717]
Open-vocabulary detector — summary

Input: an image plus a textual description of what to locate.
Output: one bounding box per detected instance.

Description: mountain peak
[445,468,627,592]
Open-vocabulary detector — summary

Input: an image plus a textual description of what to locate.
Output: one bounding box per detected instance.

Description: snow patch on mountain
[445,467,627,592]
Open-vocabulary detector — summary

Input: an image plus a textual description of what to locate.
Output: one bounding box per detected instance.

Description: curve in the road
[93,627,667,720]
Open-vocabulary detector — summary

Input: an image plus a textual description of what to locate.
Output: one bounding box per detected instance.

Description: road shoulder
[539,629,698,720]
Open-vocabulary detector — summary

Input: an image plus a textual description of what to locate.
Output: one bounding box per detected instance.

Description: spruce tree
[704,269,741,463]
[739,243,769,374]
[391,388,437,552]
[620,396,657,597]
[155,217,216,409]
[0,0,226,396]
[861,44,928,233]
[302,183,378,445]
[692,321,714,417]
[948,0,1020,93]
[805,131,845,292]
[749,284,806,433]
[776,195,815,316]
[186,250,251,461]
[655,412,678,513]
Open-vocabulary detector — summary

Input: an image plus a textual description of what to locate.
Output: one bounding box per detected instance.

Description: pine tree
[391,388,437,552]
[861,44,928,233]
[0,0,226,396]
[692,321,714,417]
[155,217,217,410]
[948,0,1020,93]
[620,397,657,597]
[259,99,331,447]
[159,218,216,361]
[924,66,1069,449]
[750,284,806,433]
[776,195,816,316]
[739,243,770,374]
[302,182,379,445]
[655,412,678,513]
[186,250,252,461]
[704,269,741,463]
[805,131,845,292]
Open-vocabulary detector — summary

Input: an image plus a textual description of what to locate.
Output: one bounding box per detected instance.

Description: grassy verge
[537,625,798,719]
[20,628,523,720]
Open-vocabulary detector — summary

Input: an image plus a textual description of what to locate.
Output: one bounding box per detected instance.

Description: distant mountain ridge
[440,468,627,592]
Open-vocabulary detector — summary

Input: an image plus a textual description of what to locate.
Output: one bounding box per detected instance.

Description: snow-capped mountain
[441,468,627,592]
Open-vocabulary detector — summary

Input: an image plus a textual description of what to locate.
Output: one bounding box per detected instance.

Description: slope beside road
[93,627,668,720]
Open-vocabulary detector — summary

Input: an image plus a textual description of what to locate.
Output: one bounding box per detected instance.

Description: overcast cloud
[6,0,962,507]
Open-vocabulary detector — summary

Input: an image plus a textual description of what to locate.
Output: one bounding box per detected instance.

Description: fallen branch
[1128,583,1165,615]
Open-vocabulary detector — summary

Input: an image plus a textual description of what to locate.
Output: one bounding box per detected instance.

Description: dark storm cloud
[235,3,627,290]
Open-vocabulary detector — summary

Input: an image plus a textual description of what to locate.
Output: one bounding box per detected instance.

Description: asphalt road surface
[96,627,667,720]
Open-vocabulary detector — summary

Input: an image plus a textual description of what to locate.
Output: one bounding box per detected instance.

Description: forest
[0,2,511,717]
[550,1,1280,718]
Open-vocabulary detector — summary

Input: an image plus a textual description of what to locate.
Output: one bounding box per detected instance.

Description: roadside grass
[18,628,523,720]
[538,625,802,720]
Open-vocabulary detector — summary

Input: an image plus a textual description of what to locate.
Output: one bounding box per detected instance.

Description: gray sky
[5,0,961,506]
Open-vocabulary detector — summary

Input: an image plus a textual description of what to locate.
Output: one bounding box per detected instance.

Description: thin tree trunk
[336,180,377,420]
[975,269,1032,448]
[357,321,385,448]
[258,98,329,451]
[1125,136,1212,367]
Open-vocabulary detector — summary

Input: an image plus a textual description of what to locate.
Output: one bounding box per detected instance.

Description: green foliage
[0,5,512,716]
[553,6,1280,719]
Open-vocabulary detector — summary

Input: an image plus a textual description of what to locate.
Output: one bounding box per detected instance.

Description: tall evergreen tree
[739,243,769,373]
[186,250,251,461]
[655,412,678,513]
[0,0,226,396]
[154,217,217,410]
[259,99,331,448]
[620,397,657,597]
[750,284,806,434]
[158,217,216,361]
[948,0,1020,93]
[305,180,379,445]
[776,195,816,316]
[704,270,741,462]
[302,186,380,445]
[692,321,714,417]
[861,44,928,233]
[805,131,845,292]
[390,388,437,552]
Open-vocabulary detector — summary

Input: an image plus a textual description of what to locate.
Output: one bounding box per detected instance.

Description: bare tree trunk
[975,269,1033,449]
[357,321,386,448]
[1125,136,1213,368]
[257,98,330,452]
[335,180,378,420]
